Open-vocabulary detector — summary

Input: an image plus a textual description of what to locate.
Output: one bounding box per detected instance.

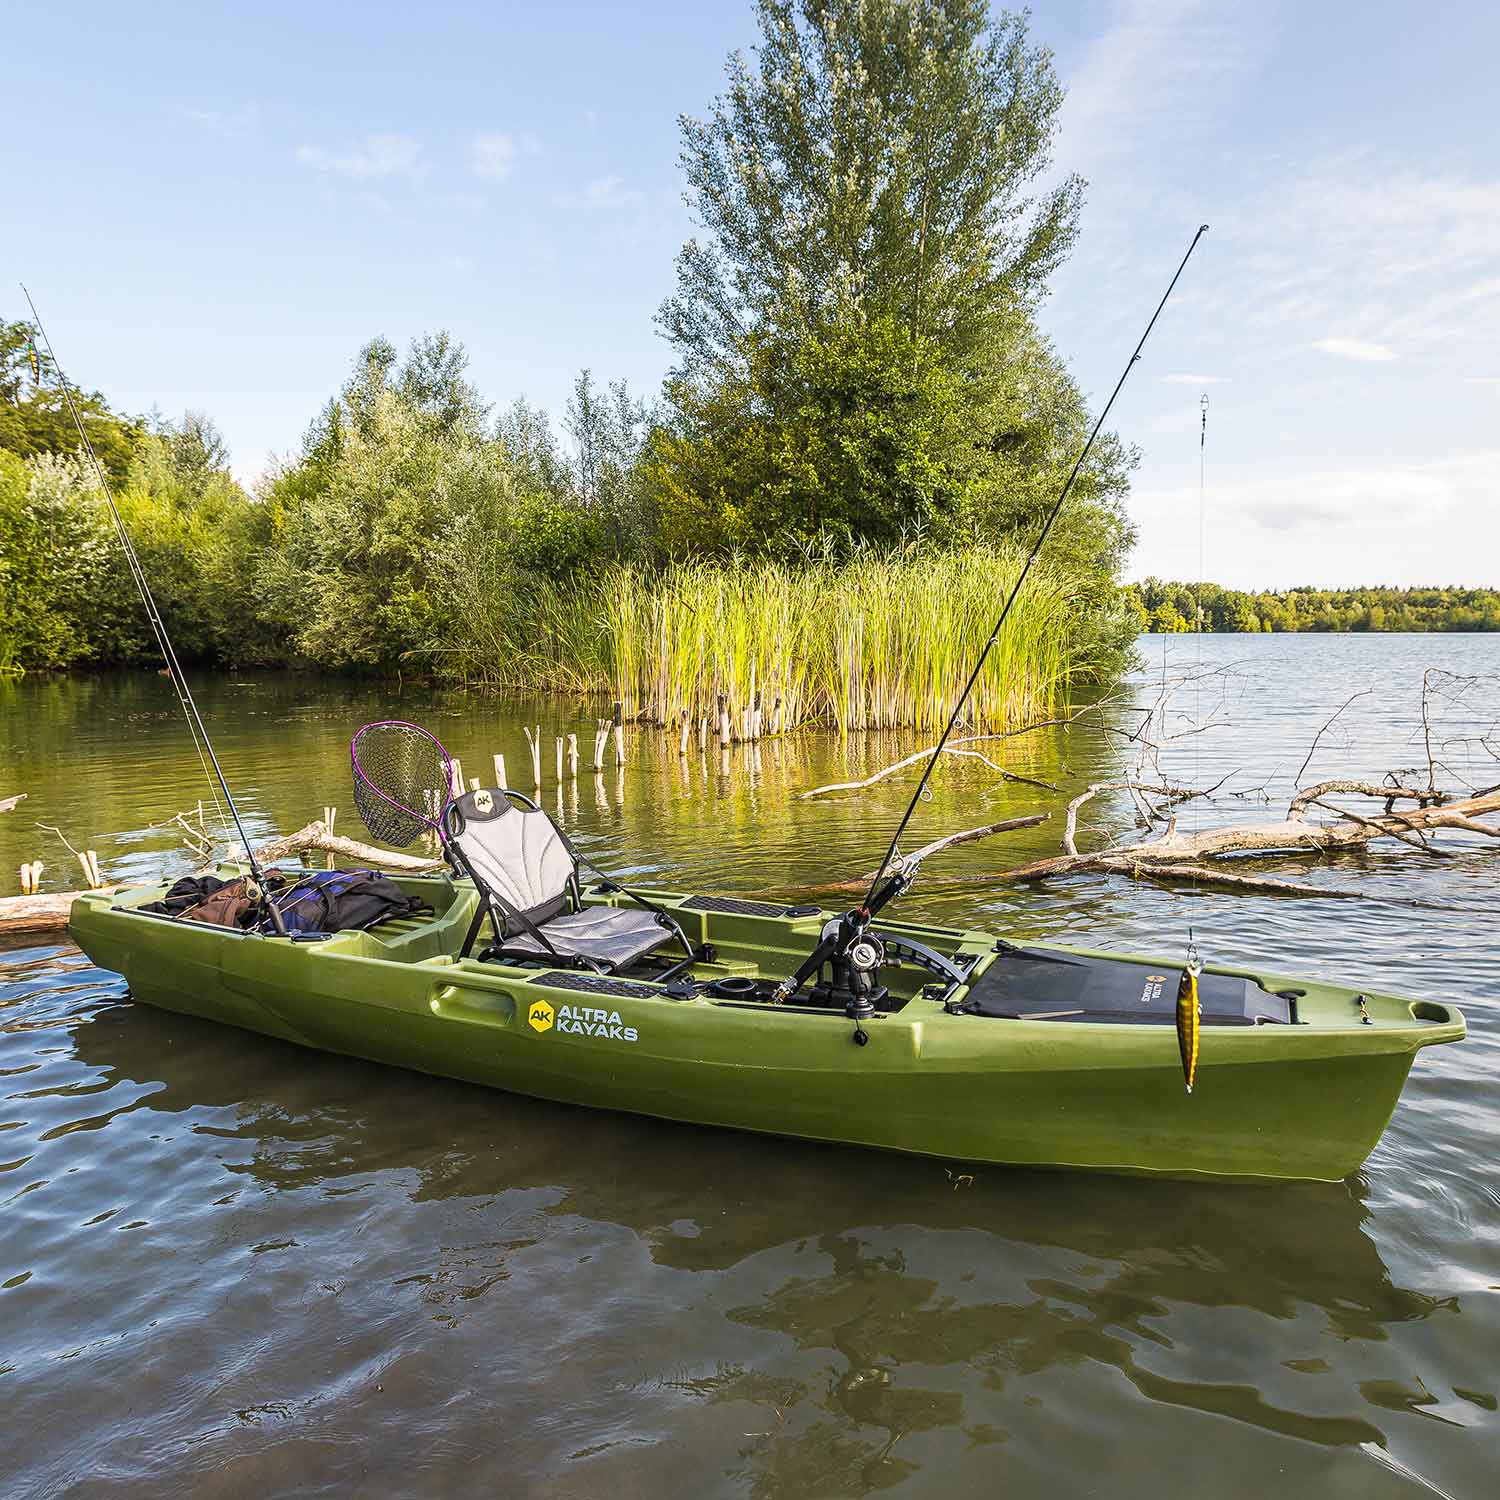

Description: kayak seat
[442,788,688,974]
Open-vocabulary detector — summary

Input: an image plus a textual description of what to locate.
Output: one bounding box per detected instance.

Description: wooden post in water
[469,777,481,792]
[751,692,763,741]
[555,736,564,785]
[523,726,542,787]
[449,758,464,798]
[566,733,579,779]
[717,695,731,750]
[698,716,708,753]
[678,715,691,757]
[592,720,609,772]
[772,696,783,736]
[493,753,507,789]
[612,702,625,767]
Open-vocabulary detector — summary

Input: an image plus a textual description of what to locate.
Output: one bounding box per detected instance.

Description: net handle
[350,719,456,835]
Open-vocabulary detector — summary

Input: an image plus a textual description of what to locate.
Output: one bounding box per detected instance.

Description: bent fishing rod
[20,285,288,935]
[775,224,1209,1004]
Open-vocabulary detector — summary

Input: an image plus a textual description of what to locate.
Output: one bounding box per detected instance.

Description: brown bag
[178,878,256,928]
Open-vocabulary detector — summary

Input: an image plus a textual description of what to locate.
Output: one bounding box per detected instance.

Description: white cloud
[296,134,422,179]
[181,102,260,137]
[1130,452,1500,588]
[471,133,517,179]
[1059,0,1262,167]
[555,175,646,210]
[1227,162,1500,360]
[1161,373,1228,385]
[1310,337,1397,363]
[586,175,641,207]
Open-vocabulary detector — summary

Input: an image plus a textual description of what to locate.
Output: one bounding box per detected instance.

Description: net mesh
[351,720,454,848]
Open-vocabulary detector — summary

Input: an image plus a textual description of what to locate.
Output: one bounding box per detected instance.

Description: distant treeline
[1127,579,1500,633]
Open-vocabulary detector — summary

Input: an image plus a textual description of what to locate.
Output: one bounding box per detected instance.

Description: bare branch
[860,814,1049,882]
[1296,688,1372,785]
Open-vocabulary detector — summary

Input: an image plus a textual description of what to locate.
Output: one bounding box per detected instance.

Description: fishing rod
[774,224,1209,1005]
[19,285,288,935]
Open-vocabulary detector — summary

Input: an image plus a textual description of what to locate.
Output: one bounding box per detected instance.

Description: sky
[4,0,1498,589]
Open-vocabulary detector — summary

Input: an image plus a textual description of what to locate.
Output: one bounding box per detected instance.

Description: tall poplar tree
[658,0,1081,384]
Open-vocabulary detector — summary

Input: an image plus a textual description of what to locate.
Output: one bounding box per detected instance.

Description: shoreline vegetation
[1127,579,1500,633]
[1,2,1138,731]
[3,3,1489,722]
[456,547,1118,731]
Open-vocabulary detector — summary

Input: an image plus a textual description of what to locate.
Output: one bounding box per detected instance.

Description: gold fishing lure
[1176,962,1201,1094]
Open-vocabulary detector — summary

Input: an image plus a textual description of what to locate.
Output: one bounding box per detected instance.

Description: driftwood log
[249,820,444,873]
[1,886,121,935]
[993,782,1500,893]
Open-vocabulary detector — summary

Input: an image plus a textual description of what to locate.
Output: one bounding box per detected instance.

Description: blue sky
[5,1,1498,588]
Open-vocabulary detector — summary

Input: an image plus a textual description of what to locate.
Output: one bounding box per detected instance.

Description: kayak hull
[68,875,1464,1183]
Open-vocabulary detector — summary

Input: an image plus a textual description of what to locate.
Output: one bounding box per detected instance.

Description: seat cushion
[500,904,670,968]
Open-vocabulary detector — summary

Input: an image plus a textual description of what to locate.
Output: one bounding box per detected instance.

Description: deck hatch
[962,948,1291,1026]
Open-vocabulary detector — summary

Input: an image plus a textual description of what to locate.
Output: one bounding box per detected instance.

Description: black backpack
[257,868,431,935]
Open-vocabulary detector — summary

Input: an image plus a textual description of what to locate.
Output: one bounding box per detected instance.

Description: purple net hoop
[351,720,455,848]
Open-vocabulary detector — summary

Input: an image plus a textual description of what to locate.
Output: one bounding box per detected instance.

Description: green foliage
[646,318,972,553]
[659,0,1080,381]
[445,542,1132,731]
[1127,580,1500,633]
[0,318,144,482]
[653,0,1132,584]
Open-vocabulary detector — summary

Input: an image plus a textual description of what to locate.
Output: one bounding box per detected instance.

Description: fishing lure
[1176,961,1202,1094]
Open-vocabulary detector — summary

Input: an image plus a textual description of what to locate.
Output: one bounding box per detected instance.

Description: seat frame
[442,788,696,978]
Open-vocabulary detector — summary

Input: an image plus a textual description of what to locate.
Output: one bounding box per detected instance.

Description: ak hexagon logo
[527,998,555,1033]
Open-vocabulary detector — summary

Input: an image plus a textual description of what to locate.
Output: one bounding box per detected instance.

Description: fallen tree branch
[1287,779,1444,819]
[797,697,1127,799]
[244,820,446,873]
[860,814,1049,882]
[1,793,24,815]
[1,886,121,935]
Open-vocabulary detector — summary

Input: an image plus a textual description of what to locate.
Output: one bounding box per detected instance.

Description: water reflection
[61,994,1467,1495]
[5,637,1499,1497]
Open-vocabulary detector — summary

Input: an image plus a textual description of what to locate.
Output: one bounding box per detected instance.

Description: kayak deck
[68,870,1465,1182]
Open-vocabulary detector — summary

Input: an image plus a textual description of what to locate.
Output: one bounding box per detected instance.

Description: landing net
[351,720,454,848]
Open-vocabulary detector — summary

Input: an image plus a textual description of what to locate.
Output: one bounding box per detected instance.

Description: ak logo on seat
[527,999,555,1033]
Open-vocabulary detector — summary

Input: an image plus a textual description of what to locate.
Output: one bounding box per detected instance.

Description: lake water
[2,634,1497,1498]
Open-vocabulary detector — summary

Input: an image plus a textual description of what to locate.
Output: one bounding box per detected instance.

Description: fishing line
[19,285,286,934]
[863,225,1211,913]
[1190,392,1208,954]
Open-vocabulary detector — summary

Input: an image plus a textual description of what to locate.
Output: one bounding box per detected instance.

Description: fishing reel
[775,912,888,1023]
[824,921,887,1021]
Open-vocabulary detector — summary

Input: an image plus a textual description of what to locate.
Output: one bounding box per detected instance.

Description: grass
[449,544,1126,732]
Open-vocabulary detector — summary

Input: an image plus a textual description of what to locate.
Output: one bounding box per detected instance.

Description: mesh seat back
[446,791,575,926]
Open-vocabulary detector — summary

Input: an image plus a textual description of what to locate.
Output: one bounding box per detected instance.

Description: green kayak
[69,869,1463,1183]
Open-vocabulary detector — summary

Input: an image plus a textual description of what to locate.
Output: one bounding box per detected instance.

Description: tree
[0,316,143,482]
[659,0,1081,384]
[564,371,653,555]
[646,316,973,553]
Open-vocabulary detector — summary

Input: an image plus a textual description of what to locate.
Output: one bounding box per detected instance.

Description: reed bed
[456,545,1120,732]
